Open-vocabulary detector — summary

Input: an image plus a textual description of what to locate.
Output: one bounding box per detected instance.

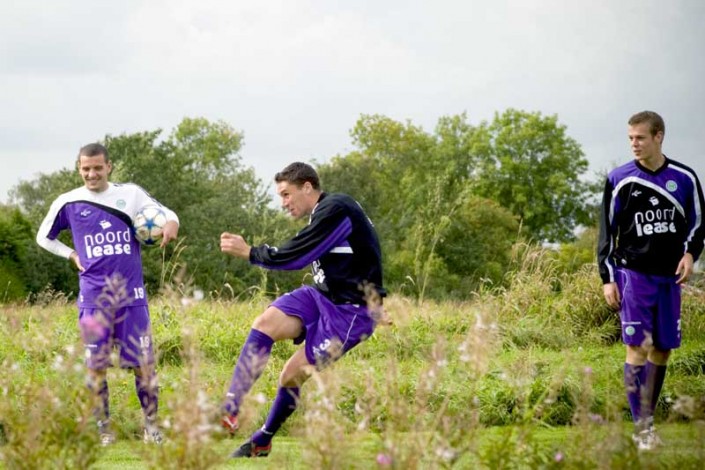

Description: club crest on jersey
[666,180,678,192]
[649,196,659,206]
[99,220,112,229]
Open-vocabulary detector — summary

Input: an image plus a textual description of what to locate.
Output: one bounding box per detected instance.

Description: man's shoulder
[318,193,364,214]
[52,186,90,205]
[666,157,700,180]
[322,192,355,205]
[608,160,637,179]
[111,182,145,194]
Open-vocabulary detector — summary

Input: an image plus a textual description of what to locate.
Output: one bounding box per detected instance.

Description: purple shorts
[615,268,681,350]
[271,286,376,367]
[79,305,154,369]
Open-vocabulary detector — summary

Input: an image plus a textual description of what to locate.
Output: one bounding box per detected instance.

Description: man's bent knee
[625,345,648,365]
[648,348,671,365]
[86,369,107,388]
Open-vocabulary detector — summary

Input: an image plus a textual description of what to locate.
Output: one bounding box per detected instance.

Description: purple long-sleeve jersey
[598,157,705,284]
[36,182,179,308]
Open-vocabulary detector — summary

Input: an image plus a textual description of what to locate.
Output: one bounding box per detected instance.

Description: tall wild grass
[1,245,704,468]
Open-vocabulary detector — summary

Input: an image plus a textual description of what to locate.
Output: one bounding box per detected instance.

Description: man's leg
[623,362,646,424]
[134,365,159,424]
[641,278,678,424]
[617,269,659,430]
[232,348,310,457]
[626,345,666,450]
[230,288,374,458]
[247,302,376,450]
[116,306,162,443]
[624,345,648,425]
[87,369,113,445]
[87,369,110,423]
[250,348,310,447]
[135,364,163,444]
[222,329,274,423]
[80,307,115,444]
[644,349,670,422]
[222,307,303,429]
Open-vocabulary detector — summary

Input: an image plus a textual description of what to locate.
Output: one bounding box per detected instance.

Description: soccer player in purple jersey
[36,143,180,446]
[219,162,385,458]
[597,111,705,451]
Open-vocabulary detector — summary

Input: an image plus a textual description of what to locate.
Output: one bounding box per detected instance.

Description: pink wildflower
[376,453,393,467]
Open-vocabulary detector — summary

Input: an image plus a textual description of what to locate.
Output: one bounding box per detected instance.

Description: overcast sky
[2,0,704,204]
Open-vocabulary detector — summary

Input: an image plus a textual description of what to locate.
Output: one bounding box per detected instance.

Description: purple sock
[624,363,645,423]
[223,329,274,415]
[87,376,110,423]
[135,368,159,422]
[252,387,300,446]
[644,361,667,418]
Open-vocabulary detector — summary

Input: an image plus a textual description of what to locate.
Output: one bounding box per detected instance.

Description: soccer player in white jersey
[36,143,179,445]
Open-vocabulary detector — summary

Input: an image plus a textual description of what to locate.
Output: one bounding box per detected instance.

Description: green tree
[0,205,31,301]
[473,109,593,242]
[436,195,520,291]
[319,114,491,299]
[10,169,82,226]
[319,110,593,298]
[0,205,77,302]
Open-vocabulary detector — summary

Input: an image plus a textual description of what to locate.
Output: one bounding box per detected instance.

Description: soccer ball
[133,205,167,245]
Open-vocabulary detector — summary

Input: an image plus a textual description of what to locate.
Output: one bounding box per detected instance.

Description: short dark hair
[275,162,320,190]
[628,111,665,137]
[77,143,109,162]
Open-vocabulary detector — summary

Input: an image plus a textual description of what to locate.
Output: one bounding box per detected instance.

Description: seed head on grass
[299,368,348,469]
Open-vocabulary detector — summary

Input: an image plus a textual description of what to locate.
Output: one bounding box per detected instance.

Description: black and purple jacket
[598,157,705,284]
[249,192,385,304]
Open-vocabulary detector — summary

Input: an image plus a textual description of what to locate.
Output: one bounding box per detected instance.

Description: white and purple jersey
[598,157,705,283]
[36,182,179,308]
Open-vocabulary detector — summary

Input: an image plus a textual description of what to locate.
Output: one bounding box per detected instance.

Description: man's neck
[639,153,666,172]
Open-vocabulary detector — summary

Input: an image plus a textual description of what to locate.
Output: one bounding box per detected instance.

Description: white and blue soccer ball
[133,205,167,245]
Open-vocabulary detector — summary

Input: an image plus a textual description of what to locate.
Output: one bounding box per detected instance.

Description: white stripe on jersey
[330,246,353,254]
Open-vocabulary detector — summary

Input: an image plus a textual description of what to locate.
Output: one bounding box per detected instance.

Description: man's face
[628,123,663,164]
[78,154,111,192]
[276,180,314,219]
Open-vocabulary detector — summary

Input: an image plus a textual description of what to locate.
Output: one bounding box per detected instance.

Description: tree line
[0,110,599,303]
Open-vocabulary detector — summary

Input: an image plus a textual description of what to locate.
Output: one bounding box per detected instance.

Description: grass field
[2,255,705,468]
[89,423,705,469]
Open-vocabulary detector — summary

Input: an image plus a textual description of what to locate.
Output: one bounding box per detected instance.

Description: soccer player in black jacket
[598,111,705,450]
[219,162,385,458]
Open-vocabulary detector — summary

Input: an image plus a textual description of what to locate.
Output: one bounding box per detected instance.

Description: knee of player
[648,349,671,365]
[251,314,269,332]
[625,345,649,364]
[85,369,107,388]
[251,307,281,331]
[132,366,158,382]
[251,307,295,339]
